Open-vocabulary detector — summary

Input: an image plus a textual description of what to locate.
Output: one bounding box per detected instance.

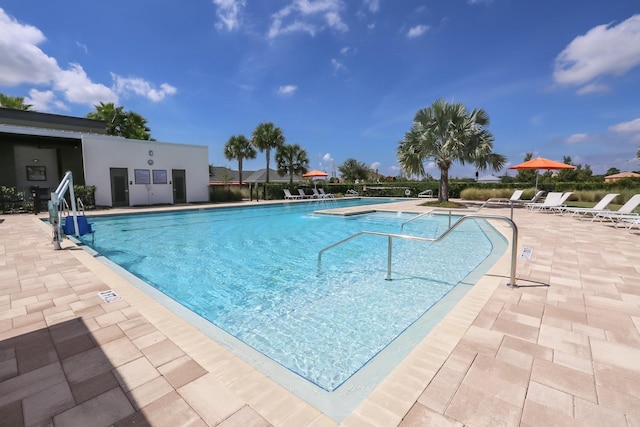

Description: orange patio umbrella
[302,169,329,178]
[509,156,576,190]
[302,169,329,189]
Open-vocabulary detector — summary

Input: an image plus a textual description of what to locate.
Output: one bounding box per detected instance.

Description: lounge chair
[525,192,563,211]
[559,193,620,218]
[318,188,335,198]
[418,190,434,198]
[346,189,359,196]
[486,189,524,205]
[298,189,312,199]
[592,194,640,223]
[546,192,574,213]
[318,188,336,199]
[283,189,302,200]
[620,216,640,232]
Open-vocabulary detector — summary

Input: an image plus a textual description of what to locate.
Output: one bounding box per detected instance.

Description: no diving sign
[97,290,123,304]
[520,247,533,260]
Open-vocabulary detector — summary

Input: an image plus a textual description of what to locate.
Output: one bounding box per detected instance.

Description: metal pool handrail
[400,201,517,232]
[319,214,519,287]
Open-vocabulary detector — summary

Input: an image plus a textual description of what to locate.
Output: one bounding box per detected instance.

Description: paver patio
[0,199,638,426]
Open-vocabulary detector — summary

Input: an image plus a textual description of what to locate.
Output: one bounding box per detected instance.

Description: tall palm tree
[251,122,285,184]
[397,99,506,201]
[223,135,256,185]
[276,144,309,184]
[0,93,33,110]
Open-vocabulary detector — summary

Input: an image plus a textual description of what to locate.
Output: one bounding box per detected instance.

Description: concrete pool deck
[1,199,639,426]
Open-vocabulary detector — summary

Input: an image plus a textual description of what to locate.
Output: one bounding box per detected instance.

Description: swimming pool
[78,199,506,419]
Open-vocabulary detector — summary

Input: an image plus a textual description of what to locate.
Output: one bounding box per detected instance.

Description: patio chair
[298,189,312,199]
[486,189,524,205]
[283,189,302,200]
[418,189,434,198]
[592,194,640,223]
[546,192,574,213]
[318,188,335,198]
[346,189,359,196]
[619,216,640,232]
[559,193,620,218]
[525,192,563,211]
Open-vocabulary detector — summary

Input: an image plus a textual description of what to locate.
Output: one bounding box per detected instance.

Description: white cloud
[576,82,610,95]
[268,0,348,39]
[468,0,494,4]
[0,8,176,111]
[370,161,381,170]
[609,117,640,133]
[212,0,246,31]
[276,85,298,96]
[331,58,345,73]
[553,14,640,90]
[0,8,59,86]
[25,89,68,112]
[322,153,334,163]
[407,24,429,38]
[112,74,177,102]
[565,133,589,144]
[363,0,380,13]
[54,63,118,105]
[75,41,88,54]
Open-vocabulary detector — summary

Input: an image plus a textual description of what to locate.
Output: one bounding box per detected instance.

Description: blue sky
[1,1,639,178]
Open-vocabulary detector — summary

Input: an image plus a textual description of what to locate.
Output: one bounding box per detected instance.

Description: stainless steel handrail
[319,214,519,287]
[400,202,517,232]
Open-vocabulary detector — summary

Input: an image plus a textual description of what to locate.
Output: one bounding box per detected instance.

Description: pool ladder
[318,214,519,287]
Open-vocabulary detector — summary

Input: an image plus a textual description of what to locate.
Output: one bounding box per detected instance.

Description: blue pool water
[78,199,505,413]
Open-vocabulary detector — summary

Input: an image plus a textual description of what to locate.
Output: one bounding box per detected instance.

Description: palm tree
[397,99,506,202]
[0,93,33,110]
[223,135,256,185]
[251,122,285,185]
[276,144,309,184]
[87,102,152,140]
[338,158,370,182]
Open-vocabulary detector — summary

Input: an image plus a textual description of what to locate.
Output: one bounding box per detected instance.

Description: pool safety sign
[520,247,533,260]
[97,290,123,304]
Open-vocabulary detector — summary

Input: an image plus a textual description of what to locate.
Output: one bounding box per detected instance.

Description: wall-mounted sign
[134,169,151,184]
[153,169,168,184]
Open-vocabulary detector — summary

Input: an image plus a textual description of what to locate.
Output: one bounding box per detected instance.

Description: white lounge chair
[486,189,524,205]
[525,192,563,211]
[318,188,335,198]
[346,189,359,196]
[283,189,302,200]
[620,216,640,232]
[418,189,434,198]
[592,194,640,223]
[559,193,620,218]
[298,189,312,199]
[547,192,574,213]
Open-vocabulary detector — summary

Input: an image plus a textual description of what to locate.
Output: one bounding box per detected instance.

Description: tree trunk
[439,166,450,202]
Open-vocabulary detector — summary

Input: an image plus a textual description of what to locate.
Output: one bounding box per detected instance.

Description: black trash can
[30,186,49,214]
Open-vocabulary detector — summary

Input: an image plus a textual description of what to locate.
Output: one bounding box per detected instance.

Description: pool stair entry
[319,214,519,287]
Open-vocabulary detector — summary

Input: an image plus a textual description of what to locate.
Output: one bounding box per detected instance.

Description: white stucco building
[1,108,209,207]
